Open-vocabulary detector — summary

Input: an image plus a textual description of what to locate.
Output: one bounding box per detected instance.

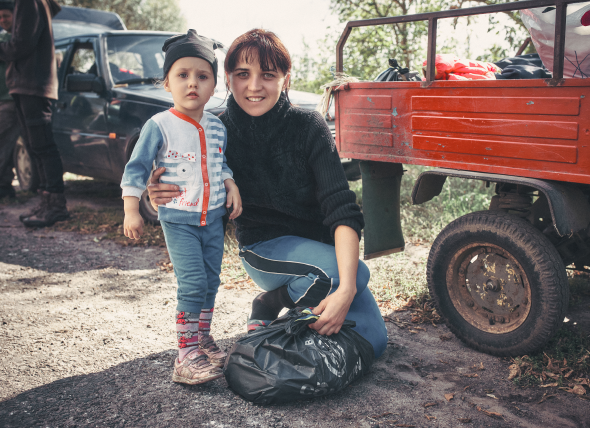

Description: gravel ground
[0,185,589,428]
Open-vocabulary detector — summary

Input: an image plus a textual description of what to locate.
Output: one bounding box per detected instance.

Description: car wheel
[342,159,361,181]
[427,210,568,357]
[13,137,39,192]
[138,189,159,225]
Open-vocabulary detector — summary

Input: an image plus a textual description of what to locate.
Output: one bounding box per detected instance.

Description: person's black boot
[21,191,69,227]
[19,189,46,221]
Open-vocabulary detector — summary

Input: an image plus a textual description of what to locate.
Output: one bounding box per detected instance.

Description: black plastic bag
[223,307,375,404]
[374,58,421,82]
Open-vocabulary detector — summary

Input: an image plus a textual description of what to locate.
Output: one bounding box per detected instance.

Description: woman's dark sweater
[219,93,364,247]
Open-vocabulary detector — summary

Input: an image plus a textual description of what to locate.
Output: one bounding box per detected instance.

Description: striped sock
[176,311,200,361]
[198,308,214,341]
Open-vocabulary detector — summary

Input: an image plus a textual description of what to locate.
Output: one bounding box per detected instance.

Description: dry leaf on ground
[567,385,587,396]
[508,364,521,380]
[476,406,503,419]
[444,393,455,401]
[538,392,555,404]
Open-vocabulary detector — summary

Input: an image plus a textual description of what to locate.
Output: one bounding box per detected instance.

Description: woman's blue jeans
[240,235,388,358]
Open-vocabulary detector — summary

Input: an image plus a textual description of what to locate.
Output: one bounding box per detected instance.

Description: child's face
[164,56,216,120]
[226,52,289,117]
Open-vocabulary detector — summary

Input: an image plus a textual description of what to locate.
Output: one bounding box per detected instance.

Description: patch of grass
[350,165,494,244]
[364,249,428,305]
[399,165,494,243]
[568,272,590,306]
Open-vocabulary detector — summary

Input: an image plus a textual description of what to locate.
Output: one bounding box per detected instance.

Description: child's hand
[124,212,144,239]
[224,179,242,220]
[123,197,144,239]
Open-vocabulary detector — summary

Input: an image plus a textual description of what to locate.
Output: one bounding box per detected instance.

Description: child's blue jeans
[239,235,388,359]
[160,217,224,313]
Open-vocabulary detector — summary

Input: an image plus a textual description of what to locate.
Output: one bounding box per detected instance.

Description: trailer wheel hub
[446,242,532,334]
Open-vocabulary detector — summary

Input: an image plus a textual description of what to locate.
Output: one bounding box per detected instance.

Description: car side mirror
[66,74,106,94]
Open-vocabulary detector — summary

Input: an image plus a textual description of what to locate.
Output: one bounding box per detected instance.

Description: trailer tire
[427,210,568,357]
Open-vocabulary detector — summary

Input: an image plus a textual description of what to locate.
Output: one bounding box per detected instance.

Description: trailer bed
[335,78,590,184]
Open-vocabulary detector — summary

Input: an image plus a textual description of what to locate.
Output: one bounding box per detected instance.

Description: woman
[148,29,387,358]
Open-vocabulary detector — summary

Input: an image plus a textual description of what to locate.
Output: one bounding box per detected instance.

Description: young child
[121,30,242,385]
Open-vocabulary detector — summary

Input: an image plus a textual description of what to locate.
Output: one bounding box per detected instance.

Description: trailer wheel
[427,210,568,357]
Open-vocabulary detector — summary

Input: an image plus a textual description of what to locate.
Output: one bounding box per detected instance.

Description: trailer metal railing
[336,0,587,85]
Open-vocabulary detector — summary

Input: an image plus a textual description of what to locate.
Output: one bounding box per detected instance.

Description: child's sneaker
[198,335,227,367]
[172,350,223,385]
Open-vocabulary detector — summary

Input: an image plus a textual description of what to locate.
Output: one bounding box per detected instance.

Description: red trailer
[333,0,590,356]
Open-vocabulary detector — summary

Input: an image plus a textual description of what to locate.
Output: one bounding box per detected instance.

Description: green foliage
[293,0,532,85]
[60,0,186,32]
[291,40,335,94]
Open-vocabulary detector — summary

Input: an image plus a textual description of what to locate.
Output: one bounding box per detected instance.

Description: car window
[55,46,68,74]
[106,35,169,84]
[70,44,97,75]
[55,45,70,89]
[106,34,228,93]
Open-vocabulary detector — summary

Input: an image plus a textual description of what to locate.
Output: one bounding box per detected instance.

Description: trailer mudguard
[411,168,589,237]
[360,161,405,260]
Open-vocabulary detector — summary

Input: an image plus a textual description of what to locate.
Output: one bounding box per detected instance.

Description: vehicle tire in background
[342,159,361,181]
[138,189,159,224]
[427,210,569,357]
[13,137,40,192]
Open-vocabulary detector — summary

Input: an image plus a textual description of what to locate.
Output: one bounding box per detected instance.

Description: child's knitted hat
[162,29,221,84]
[0,0,14,10]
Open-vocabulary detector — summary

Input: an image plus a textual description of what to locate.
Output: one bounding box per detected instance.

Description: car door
[52,38,112,178]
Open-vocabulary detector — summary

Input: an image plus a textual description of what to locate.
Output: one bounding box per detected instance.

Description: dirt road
[0,183,589,428]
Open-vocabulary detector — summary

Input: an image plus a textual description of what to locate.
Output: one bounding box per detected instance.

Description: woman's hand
[309,225,360,335]
[224,179,243,220]
[309,287,355,335]
[147,167,181,209]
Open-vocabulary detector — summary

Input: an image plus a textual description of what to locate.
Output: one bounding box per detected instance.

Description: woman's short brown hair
[224,28,291,86]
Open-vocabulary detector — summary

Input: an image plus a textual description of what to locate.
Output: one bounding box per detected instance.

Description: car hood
[112,85,327,116]
[112,84,228,112]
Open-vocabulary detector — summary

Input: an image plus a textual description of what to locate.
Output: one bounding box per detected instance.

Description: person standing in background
[0,0,19,200]
[0,0,69,227]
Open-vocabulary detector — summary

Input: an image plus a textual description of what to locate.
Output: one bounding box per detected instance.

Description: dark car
[13,7,348,224]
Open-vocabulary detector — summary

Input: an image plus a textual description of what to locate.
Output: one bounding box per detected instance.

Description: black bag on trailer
[223,307,375,404]
[374,58,421,82]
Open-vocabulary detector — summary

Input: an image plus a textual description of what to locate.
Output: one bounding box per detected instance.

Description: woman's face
[226,52,289,117]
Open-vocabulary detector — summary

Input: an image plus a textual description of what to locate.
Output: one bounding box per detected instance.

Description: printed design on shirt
[167,151,196,161]
[171,187,201,207]
[176,162,195,179]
